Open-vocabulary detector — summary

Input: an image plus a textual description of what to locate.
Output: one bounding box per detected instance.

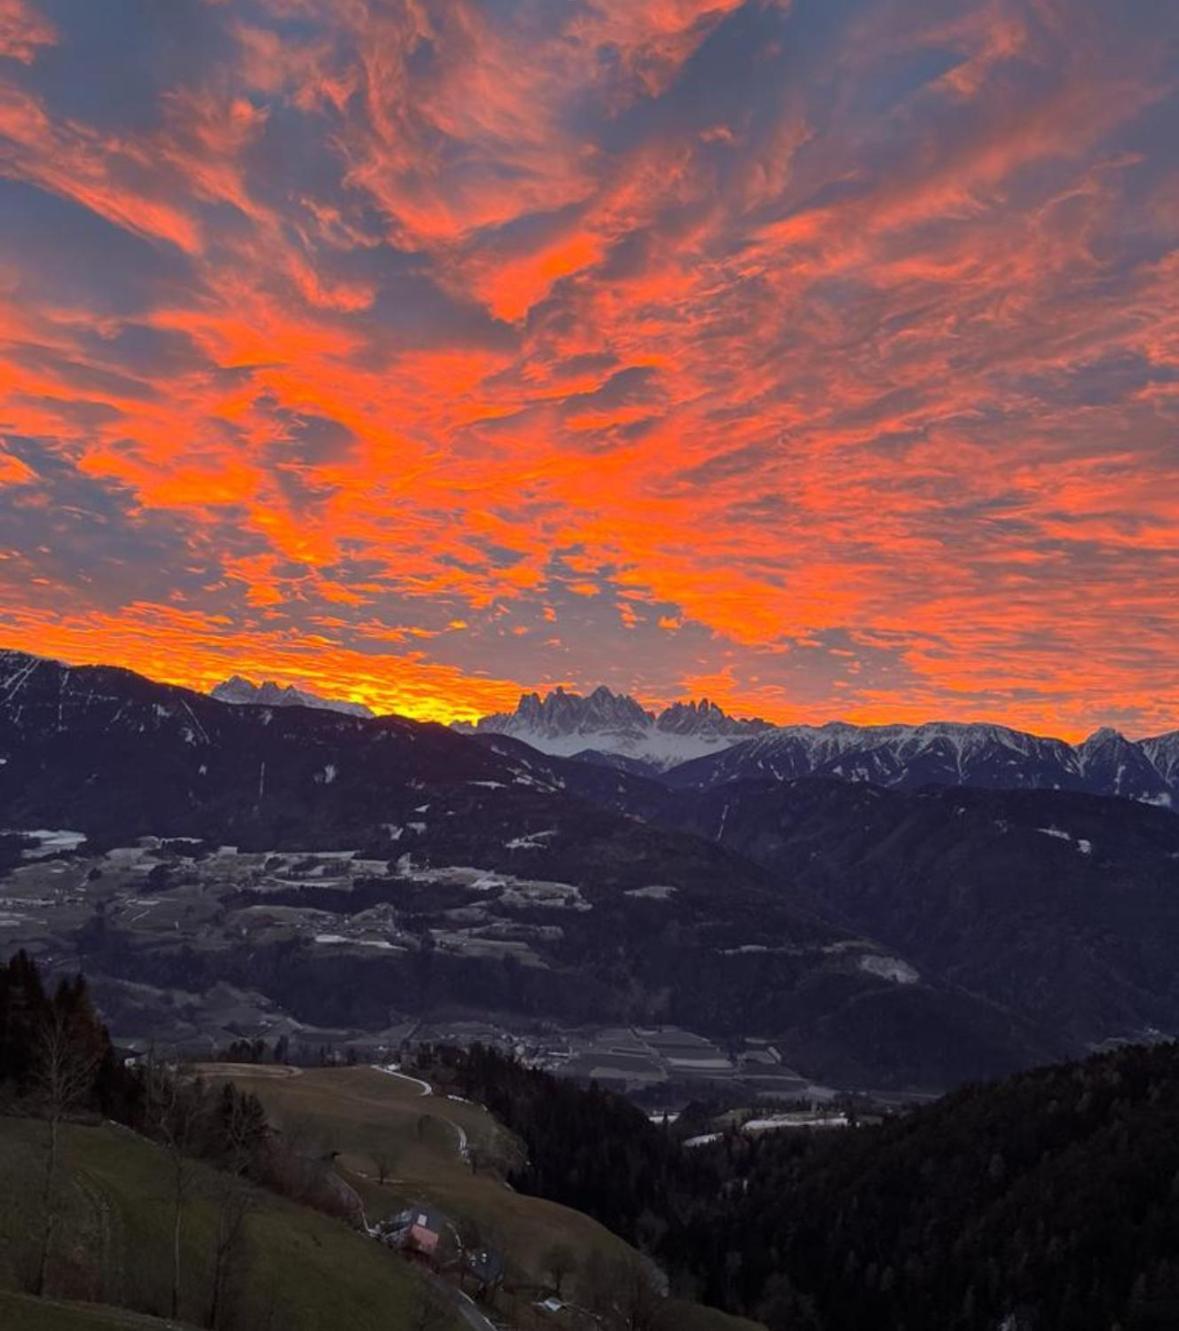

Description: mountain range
[454,685,771,769]
[7,646,1179,1093]
[459,688,1179,804]
[212,673,374,717]
[0,646,1064,1089]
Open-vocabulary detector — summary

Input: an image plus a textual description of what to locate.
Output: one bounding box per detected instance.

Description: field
[200,1062,636,1279]
[0,1064,760,1331]
[0,1289,191,1329]
[203,1063,762,1331]
[0,1113,454,1331]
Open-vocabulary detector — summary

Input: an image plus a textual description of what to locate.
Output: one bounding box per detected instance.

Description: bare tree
[207,1176,253,1331]
[372,1145,400,1185]
[32,1003,101,1297]
[542,1241,578,1297]
[612,1256,665,1331]
[207,1086,261,1330]
[146,1058,205,1321]
[579,1253,665,1331]
[577,1250,615,1324]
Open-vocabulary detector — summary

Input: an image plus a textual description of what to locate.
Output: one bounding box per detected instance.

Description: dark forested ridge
[0,948,143,1125]
[653,777,1179,1051]
[423,1041,1179,1331]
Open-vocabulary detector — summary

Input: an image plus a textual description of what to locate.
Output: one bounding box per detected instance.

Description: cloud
[0,0,1177,736]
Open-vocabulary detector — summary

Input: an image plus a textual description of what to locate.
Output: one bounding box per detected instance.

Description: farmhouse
[377,1205,461,1267]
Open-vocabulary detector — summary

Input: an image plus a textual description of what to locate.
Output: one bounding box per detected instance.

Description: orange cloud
[0,0,1177,739]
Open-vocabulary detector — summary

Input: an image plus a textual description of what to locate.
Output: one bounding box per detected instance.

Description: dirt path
[371,1065,433,1096]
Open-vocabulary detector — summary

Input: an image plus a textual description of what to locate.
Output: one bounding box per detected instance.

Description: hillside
[685,1039,1179,1330]
[0,1114,452,1331]
[200,1062,757,1331]
[660,778,1179,1047]
[397,1040,1179,1331]
[0,1290,190,1330]
[199,1063,627,1279]
[0,949,755,1331]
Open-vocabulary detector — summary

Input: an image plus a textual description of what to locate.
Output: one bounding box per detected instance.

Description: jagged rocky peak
[460,686,768,769]
[211,674,374,718]
[656,697,770,736]
[511,685,653,737]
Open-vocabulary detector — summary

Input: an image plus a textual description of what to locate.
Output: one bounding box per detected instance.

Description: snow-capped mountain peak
[211,675,374,718]
[1074,726,1168,801]
[663,716,1179,806]
[455,687,769,769]
[1141,730,1179,785]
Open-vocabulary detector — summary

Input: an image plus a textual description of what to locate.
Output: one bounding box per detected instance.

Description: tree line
[418,1040,1179,1330]
[0,950,354,1326]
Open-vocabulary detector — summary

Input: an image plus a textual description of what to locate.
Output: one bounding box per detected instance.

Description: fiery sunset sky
[1,0,1177,735]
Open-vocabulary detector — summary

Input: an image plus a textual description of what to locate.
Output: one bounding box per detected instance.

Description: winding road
[372,1065,470,1160]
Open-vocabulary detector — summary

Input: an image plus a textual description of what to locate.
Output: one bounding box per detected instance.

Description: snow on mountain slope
[1076,727,1172,804]
[664,719,1179,805]
[458,690,1179,802]
[1139,730,1179,791]
[454,686,769,770]
[212,674,373,718]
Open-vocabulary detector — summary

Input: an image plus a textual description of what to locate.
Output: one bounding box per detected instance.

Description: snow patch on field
[505,829,557,850]
[393,861,591,910]
[745,1114,849,1133]
[624,884,678,900]
[859,954,920,984]
[1037,826,1093,854]
[314,934,402,950]
[15,829,87,860]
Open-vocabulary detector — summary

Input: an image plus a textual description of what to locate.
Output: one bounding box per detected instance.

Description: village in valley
[0,830,914,1113]
[0,828,892,1330]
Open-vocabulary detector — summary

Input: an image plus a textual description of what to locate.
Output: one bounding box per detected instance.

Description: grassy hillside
[0,1289,193,1329]
[205,1063,761,1331]
[202,1063,638,1278]
[0,1114,455,1331]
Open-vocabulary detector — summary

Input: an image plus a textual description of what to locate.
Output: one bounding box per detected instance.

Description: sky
[0,0,1177,737]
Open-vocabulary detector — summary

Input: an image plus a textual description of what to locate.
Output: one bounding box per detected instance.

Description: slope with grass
[204,1063,760,1331]
[202,1063,635,1280]
[0,1290,191,1330]
[0,1113,455,1331]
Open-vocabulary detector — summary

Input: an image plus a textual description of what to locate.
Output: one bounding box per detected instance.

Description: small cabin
[376,1206,461,1268]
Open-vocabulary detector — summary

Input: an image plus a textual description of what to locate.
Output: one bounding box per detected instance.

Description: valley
[5,649,1179,1093]
[5,650,1179,1331]
[0,832,866,1104]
